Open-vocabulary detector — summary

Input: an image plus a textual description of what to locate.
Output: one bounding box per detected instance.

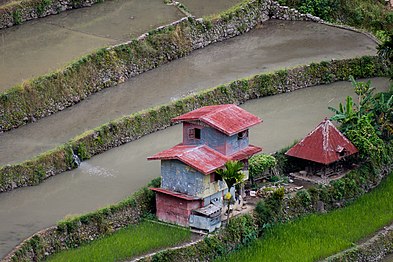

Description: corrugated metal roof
[150,187,201,201]
[148,144,262,174]
[285,119,358,165]
[172,104,262,136]
[231,145,262,160]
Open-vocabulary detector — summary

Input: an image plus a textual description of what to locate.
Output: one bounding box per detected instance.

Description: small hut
[148,104,262,231]
[285,118,358,177]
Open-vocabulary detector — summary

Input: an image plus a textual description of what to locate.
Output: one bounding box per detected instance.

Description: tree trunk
[227,200,231,226]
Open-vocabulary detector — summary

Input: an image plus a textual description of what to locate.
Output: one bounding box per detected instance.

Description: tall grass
[217,173,393,262]
[277,0,393,40]
[48,221,191,262]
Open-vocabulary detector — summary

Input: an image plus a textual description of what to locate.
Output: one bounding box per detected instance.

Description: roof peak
[148,143,262,174]
[285,118,358,165]
[172,104,262,136]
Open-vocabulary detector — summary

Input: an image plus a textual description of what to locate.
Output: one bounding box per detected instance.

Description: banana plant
[328,96,358,133]
[329,77,376,133]
[216,160,245,225]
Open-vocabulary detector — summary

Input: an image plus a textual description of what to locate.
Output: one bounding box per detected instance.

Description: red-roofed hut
[148,104,262,231]
[285,118,358,176]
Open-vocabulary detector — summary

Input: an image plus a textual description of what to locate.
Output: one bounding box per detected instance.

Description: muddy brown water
[0,20,378,166]
[0,0,183,90]
[0,77,390,258]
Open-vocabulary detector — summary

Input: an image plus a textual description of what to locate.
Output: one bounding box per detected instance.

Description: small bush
[249,154,277,179]
[254,200,273,227]
[296,189,312,207]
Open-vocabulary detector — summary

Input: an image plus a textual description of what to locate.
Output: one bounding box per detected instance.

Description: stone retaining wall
[324,224,393,262]
[0,0,320,132]
[0,56,386,193]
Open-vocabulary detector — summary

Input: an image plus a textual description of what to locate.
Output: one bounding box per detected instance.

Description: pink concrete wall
[156,192,201,226]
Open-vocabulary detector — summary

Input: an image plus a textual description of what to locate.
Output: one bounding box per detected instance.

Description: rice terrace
[0,0,392,261]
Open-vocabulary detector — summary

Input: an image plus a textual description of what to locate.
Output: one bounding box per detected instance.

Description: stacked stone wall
[0,56,386,193]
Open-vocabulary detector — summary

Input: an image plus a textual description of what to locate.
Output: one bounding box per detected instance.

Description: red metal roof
[172,104,262,136]
[230,145,262,161]
[148,144,262,174]
[285,119,358,165]
[150,188,200,201]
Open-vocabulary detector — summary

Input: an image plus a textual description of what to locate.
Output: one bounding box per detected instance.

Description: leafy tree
[329,77,392,163]
[345,115,386,164]
[329,76,375,132]
[377,32,393,79]
[249,154,277,185]
[372,92,393,138]
[216,160,245,225]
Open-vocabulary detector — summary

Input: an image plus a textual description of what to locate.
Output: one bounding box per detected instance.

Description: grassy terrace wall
[0,0,103,29]
[0,56,387,193]
[3,178,161,262]
[325,223,393,262]
[0,0,319,132]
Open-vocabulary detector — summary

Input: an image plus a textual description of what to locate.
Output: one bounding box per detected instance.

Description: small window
[195,128,201,139]
[339,150,347,157]
[336,146,347,158]
[188,128,201,140]
[210,173,222,183]
[237,130,248,140]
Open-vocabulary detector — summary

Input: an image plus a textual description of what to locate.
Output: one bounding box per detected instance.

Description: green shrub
[249,154,277,179]
[296,189,311,207]
[12,10,22,24]
[254,200,273,227]
[278,0,393,39]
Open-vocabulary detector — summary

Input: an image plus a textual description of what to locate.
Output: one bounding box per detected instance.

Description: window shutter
[188,128,195,139]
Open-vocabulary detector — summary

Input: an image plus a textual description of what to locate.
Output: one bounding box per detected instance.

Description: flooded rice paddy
[0,20,378,166]
[0,0,183,90]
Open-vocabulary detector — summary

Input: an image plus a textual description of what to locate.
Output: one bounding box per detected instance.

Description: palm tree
[216,160,245,225]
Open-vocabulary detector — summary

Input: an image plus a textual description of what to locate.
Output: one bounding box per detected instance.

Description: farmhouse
[148,104,262,231]
[285,118,358,177]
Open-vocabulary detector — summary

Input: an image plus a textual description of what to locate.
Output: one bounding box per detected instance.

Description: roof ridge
[200,104,234,119]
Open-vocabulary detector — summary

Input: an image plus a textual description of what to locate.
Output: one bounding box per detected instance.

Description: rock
[317,201,325,212]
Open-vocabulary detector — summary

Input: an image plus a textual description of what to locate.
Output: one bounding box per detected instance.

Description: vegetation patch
[276,0,393,40]
[218,171,393,262]
[47,221,191,262]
